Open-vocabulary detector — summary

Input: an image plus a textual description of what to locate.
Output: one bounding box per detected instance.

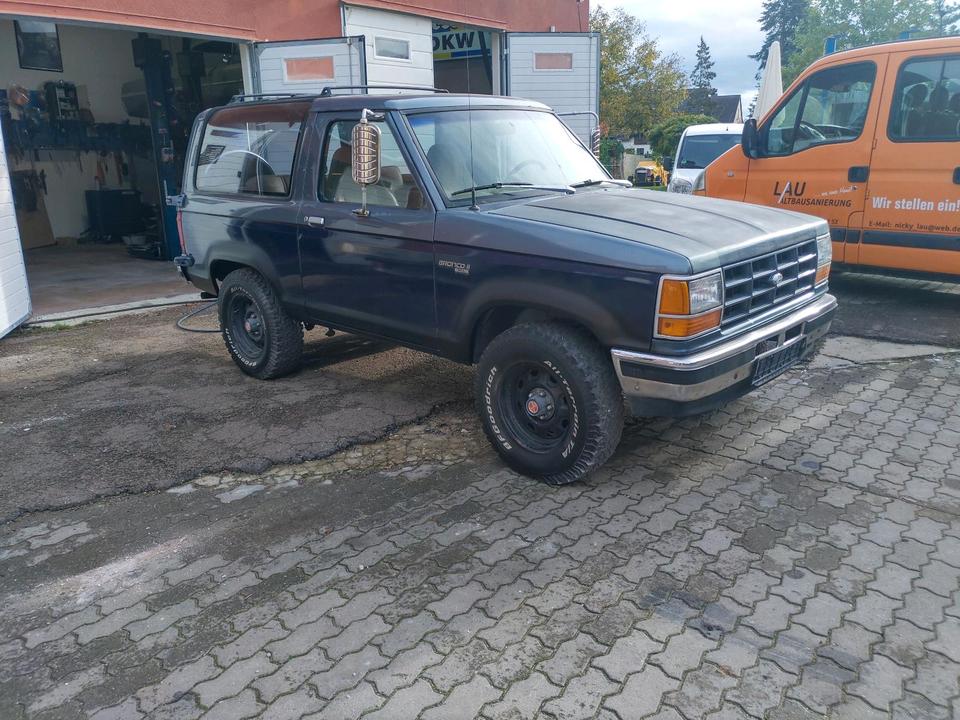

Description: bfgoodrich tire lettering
[475,322,624,485]
[219,268,303,380]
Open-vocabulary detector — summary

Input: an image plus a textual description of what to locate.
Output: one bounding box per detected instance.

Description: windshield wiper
[570,178,632,188]
[451,182,576,197]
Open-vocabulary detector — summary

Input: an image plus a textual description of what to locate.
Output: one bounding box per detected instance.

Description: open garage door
[252,37,366,95]
[504,32,599,146]
[0,126,30,338]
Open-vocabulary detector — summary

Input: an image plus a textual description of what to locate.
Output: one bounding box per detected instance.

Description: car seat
[333,170,399,206]
[903,84,928,137]
[324,145,352,200]
[925,85,956,137]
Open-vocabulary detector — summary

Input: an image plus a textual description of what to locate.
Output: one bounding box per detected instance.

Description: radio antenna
[464,5,478,210]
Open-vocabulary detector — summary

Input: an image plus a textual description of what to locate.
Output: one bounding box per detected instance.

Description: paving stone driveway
[2,349,960,719]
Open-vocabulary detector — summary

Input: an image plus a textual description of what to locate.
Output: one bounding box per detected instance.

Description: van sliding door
[859,49,960,276]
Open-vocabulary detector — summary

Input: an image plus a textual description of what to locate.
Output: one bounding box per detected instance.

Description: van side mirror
[662,156,674,172]
[351,109,382,216]
[742,118,761,159]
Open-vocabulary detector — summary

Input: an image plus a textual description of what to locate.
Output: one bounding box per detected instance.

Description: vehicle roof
[682,123,744,136]
[221,93,550,114]
[807,35,960,69]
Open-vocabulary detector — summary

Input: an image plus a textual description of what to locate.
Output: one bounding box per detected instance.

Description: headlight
[656,272,723,338]
[816,232,832,284]
[688,274,724,313]
[670,178,693,194]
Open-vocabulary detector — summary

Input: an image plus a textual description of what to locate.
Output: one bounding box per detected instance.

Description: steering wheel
[506,159,547,178]
[798,120,826,141]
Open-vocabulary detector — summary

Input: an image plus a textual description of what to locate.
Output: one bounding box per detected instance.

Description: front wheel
[475,322,624,485]
[219,268,303,379]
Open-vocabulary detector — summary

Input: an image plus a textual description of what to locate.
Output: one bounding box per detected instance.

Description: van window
[763,62,876,156]
[677,134,742,169]
[319,119,424,209]
[889,55,960,142]
[195,102,309,197]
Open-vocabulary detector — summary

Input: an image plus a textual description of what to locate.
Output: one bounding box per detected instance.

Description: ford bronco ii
[174,87,837,485]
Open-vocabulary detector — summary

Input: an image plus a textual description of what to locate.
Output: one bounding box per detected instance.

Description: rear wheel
[219,268,303,379]
[475,322,624,485]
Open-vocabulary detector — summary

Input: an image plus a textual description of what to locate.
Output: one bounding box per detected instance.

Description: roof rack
[228,93,311,104]
[319,84,449,97]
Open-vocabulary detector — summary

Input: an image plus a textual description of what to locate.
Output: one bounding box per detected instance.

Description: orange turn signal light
[816,263,831,285]
[659,279,691,315]
[657,309,723,338]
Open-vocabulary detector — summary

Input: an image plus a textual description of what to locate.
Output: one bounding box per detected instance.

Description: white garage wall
[343,5,434,91]
[0,21,148,239]
[254,38,365,95]
[0,124,31,337]
[506,33,599,146]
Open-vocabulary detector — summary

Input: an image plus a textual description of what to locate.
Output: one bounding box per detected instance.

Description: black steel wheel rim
[498,361,573,454]
[227,293,267,363]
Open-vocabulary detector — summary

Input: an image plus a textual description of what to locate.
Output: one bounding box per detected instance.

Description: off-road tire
[219,268,303,379]
[475,322,624,485]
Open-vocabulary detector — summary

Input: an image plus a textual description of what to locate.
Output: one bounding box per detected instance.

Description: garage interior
[432,23,496,94]
[1,19,243,317]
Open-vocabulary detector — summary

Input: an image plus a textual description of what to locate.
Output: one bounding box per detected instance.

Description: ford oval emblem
[771,271,784,285]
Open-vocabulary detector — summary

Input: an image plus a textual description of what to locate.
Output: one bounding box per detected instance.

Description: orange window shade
[534,53,573,70]
[285,57,335,82]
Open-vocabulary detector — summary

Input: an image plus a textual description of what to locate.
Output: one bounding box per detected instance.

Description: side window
[766,90,804,155]
[762,62,876,156]
[889,55,960,142]
[319,119,425,209]
[195,102,309,196]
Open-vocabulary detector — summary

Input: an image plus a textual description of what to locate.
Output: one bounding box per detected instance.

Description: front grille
[721,238,819,328]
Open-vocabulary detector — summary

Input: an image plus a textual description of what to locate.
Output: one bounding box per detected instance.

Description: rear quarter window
[194,102,310,197]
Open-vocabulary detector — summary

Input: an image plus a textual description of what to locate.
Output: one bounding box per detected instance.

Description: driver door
[297,112,437,347]
[744,59,886,263]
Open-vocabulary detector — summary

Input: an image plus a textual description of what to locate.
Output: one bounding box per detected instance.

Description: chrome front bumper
[611,294,837,415]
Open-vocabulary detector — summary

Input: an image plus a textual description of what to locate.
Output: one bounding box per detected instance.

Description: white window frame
[280,56,336,85]
[533,52,574,72]
[373,36,411,62]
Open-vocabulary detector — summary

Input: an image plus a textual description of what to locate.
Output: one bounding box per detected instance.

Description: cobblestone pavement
[2,345,960,719]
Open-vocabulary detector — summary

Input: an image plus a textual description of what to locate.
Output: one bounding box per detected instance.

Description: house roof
[711,95,743,123]
[680,92,743,123]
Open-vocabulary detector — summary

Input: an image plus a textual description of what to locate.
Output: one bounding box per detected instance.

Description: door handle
[848,166,869,183]
[953,167,960,185]
[304,215,324,227]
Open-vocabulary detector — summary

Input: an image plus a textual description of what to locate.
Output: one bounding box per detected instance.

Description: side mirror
[742,118,761,159]
[351,109,382,216]
[662,156,674,172]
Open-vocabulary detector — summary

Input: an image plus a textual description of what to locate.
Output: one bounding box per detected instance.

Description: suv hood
[489,188,827,273]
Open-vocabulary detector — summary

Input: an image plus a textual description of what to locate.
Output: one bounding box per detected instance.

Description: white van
[667,123,743,193]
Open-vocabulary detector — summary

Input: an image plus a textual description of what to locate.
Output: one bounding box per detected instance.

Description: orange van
[698,37,960,279]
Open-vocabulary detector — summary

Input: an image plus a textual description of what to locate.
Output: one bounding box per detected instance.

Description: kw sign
[433,25,489,61]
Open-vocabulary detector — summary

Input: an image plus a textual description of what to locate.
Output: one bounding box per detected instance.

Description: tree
[932,0,960,34]
[590,7,687,137]
[686,37,719,116]
[690,37,717,89]
[648,113,717,162]
[784,0,956,83]
[750,0,810,73]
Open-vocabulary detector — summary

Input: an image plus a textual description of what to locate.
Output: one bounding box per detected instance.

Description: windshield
[676,133,741,170]
[407,109,608,204]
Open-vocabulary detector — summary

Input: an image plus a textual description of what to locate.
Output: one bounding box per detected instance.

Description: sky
[595,0,765,107]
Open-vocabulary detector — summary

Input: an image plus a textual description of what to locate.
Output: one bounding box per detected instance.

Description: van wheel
[219,268,303,379]
[475,322,624,485]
